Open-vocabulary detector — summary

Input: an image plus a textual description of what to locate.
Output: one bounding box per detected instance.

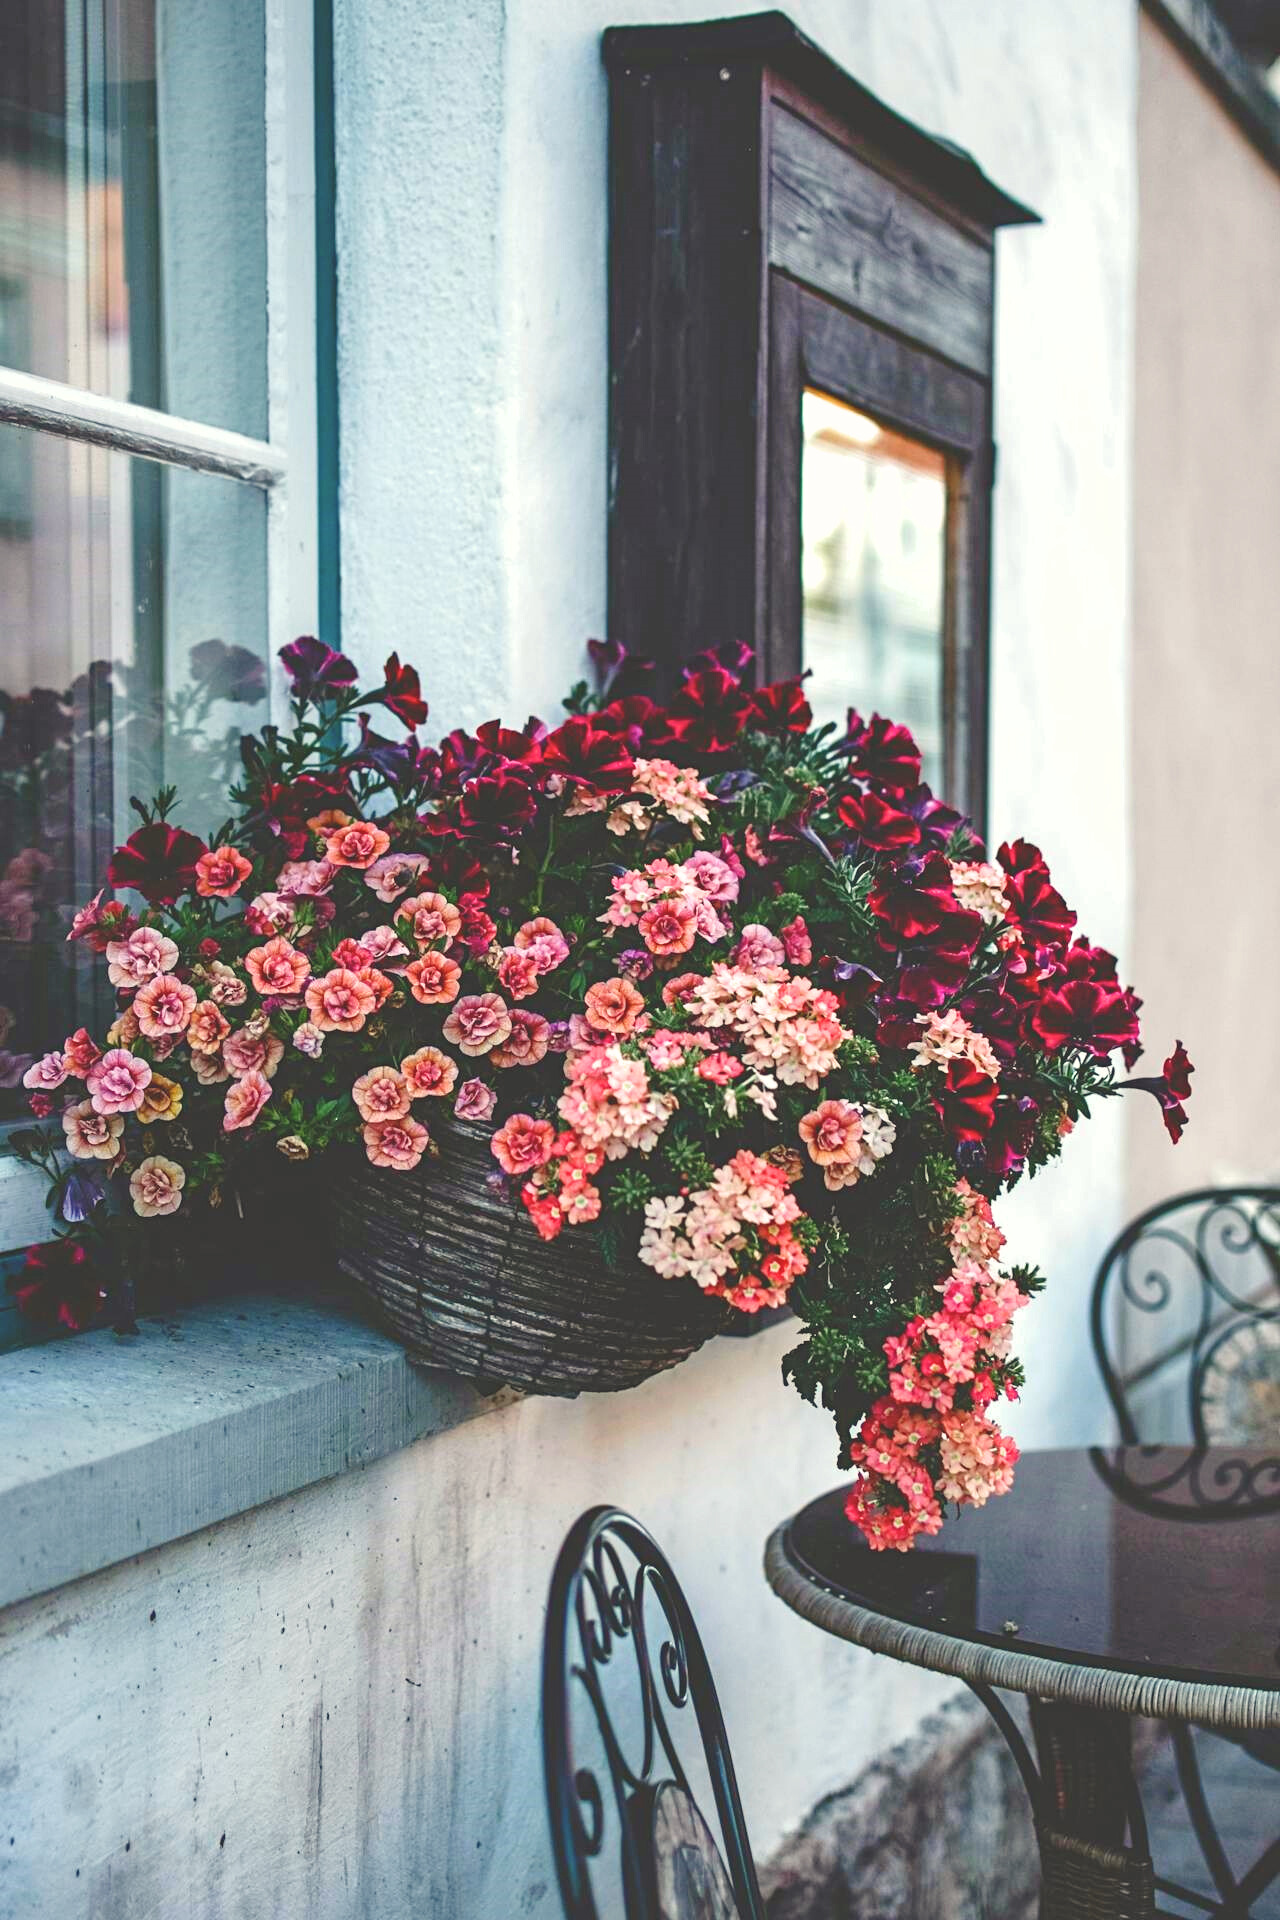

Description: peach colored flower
[355,924,409,966]
[363,1114,430,1170]
[490,1113,555,1177]
[62,1028,103,1076]
[194,846,253,898]
[22,1051,68,1090]
[661,972,704,1010]
[405,952,462,1005]
[190,1049,231,1086]
[324,821,391,870]
[223,1028,286,1080]
[188,1001,232,1055]
[223,1068,273,1131]
[62,1099,125,1159]
[513,916,570,972]
[106,1007,141,1048]
[245,935,311,997]
[106,926,179,990]
[454,1078,496,1121]
[86,1047,152,1115]
[308,808,354,834]
[401,1047,458,1099]
[351,1065,411,1122]
[494,948,540,1001]
[139,1073,183,1123]
[129,1154,186,1217]
[638,899,697,957]
[303,967,378,1033]
[491,1010,551,1069]
[583,977,645,1036]
[441,992,512,1057]
[395,891,461,949]
[207,961,249,1006]
[798,1099,862,1167]
[359,966,394,1011]
[134,974,198,1039]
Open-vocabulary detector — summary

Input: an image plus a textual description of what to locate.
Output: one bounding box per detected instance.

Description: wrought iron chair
[542,1507,765,1920]
[1090,1185,1280,1914]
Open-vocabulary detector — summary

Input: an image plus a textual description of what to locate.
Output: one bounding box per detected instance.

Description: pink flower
[243,892,298,938]
[355,924,409,966]
[395,891,462,949]
[187,1001,232,1055]
[303,967,378,1033]
[401,1047,459,1099]
[292,1021,325,1058]
[780,915,812,965]
[22,1051,68,1091]
[86,1047,152,1115]
[442,993,512,1057]
[583,977,645,1036]
[62,1099,124,1160]
[405,952,462,1005]
[223,1028,285,1080]
[364,1114,430,1170]
[495,948,541,1002]
[681,850,740,904]
[454,1079,497,1122]
[129,1154,186,1217]
[223,1069,273,1131]
[324,821,391,870]
[697,1050,743,1084]
[491,1010,551,1069]
[731,923,786,972]
[195,846,253,898]
[351,1065,411,1121]
[364,852,432,902]
[105,925,179,990]
[491,1113,556,1177]
[638,898,697,957]
[276,859,334,897]
[207,961,249,1007]
[134,975,198,1039]
[513,916,570,972]
[245,935,311,997]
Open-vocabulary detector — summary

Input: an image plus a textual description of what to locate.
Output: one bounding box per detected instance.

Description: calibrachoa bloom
[195,846,254,898]
[351,1065,412,1121]
[106,926,179,990]
[455,1078,497,1122]
[129,1155,186,1218]
[223,1069,273,1131]
[401,1047,458,1099]
[442,993,511,1057]
[304,967,378,1033]
[405,953,462,1005]
[62,1099,125,1160]
[134,975,198,1039]
[86,1048,152,1115]
[364,1114,430,1169]
[491,1113,556,1177]
[245,935,311,996]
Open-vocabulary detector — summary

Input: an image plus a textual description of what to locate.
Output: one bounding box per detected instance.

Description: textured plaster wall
[1128,13,1280,1208]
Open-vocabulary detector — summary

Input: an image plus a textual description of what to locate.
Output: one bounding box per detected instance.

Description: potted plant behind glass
[13,635,1192,1548]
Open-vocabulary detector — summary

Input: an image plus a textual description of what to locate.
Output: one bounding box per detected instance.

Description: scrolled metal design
[543,1507,764,1920]
[1090,1187,1280,1448]
[1088,1444,1280,1522]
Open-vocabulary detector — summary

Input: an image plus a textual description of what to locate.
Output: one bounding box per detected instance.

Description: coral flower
[223,1029,286,1080]
[324,821,391,870]
[303,967,378,1033]
[405,952,462,1005]
[490,1113,556,1177]
[62,1099,125,1160]
[491,1010,551,1069]
[86,1047,152,1116]
[454,1078,497,1122]
[245,934,311,997]
[638,899,697,957]
[223,1069,273,1131]
[395,891,461,949]
[513,916,570,972]
[139,1073,183,1123]
[351,1066,411,1122]
[62,1028,104,1077]
[364,1114,430,1170]
[187,1001,232,1054]
[495,948,541,1002]
[129,1154,186,1217]
[194,846,253,898]
[799,1099,862,1166]
[401,1047,459,1099]
[105,925,179,990]
[442,992,512,1057]
[134,974,198,1039]
[583,977,645,1036]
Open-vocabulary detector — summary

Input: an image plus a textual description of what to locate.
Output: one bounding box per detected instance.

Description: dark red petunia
[1029,978,1142,1059]
[1119,1041,1194,1143]
[998,840,1077,953]
[456,769,540,838]
[255,775,350,859]
[690,639,754,677]
[893,944,974,1010]
[457,891,498,955]
[540,716,635,793]
[1060,938,1120,985]
[474,719,547,768]
[868,855,982,950]
[836,786,922,852]
[933,1059,1001,1142]
[982,1095,1040,1180]
[278,634,358,701]
[376,652,429,728]
[661,667,753,754]
[107,822,208,903]
[840,711,922,792]
[596,694,669,754]
[748,676,812,735]
[12,1240,106,1334]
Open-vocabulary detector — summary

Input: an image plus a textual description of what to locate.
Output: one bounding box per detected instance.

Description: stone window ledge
[0,1294,515,1612]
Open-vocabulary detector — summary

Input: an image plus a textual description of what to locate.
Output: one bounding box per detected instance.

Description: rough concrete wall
[1129,13,1280,1208]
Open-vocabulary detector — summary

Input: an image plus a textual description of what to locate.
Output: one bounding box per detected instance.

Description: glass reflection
[0,0,267,434]
[0,426,267,1111]
[801,389,947,787]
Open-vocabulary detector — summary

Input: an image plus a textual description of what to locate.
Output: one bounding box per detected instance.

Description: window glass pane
[0,0,267,435]
[0,425,267,1111]
[801,389,948,788]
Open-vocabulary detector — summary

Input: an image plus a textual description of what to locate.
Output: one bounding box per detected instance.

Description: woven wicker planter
[332,1120,730,1395]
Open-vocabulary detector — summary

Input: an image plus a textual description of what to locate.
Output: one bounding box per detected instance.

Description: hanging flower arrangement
[12,636,1191,1547]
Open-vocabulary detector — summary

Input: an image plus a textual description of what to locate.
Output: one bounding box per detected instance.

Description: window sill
[0,1292,515,1611]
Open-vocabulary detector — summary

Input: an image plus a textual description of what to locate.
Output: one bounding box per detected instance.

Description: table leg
[967,1685,1156,1920]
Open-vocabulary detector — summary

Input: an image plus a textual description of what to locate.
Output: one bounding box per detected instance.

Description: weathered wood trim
[1143,0,1280,177]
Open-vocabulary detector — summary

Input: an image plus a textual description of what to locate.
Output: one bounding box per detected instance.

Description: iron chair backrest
[1090,1186,1280,1445]
[542,1506,765,1920]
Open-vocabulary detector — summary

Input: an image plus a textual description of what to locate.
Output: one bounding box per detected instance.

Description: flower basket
[332,1120,729,1394]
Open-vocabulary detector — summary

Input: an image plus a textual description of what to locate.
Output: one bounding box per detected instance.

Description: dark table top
[775,1448,1280,1697]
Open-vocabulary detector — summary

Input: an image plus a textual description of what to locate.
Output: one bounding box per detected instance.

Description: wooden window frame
[604,9,1036,832]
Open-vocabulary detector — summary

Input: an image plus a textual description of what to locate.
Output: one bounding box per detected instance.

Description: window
[604,11,1035,830]
[0,0,322,1163]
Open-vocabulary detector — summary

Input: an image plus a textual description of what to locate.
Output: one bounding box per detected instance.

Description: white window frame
[0,0,322,1253]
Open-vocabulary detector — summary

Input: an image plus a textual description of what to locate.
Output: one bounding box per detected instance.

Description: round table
[765,1447,1280,1920]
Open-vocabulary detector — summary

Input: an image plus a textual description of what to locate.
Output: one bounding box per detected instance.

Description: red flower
[456,769,540,838]
[998,840,1076,953]
[982,1095,1040,1179]
[841,711,922,792]
[836,787,922,852]
[868,855,982,949]
[376,652,429,728]
[540,716,634,793]
[1119,1041,1194,1143]
[933,1060,1000,1142]
[278,634,358,701]
[893,944,974,1010]
[749,677,812,734]
[256,775,350,859]
[596,694,670,754]
[12,1240,106,1334]
[1030,979,1141,1059]
[661,667,752,754]
[107,823,208,903]
[474,719,547,768]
